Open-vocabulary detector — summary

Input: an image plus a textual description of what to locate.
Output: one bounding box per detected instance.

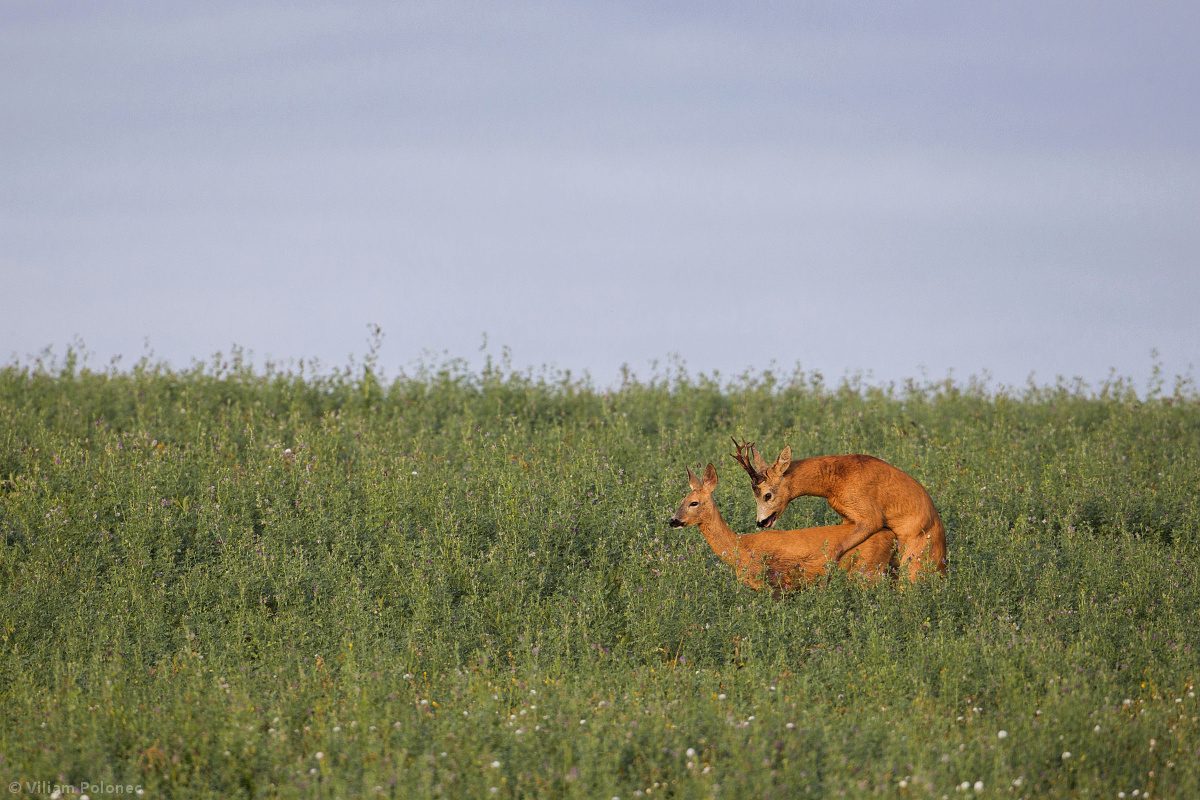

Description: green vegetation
[2,349,1198,798]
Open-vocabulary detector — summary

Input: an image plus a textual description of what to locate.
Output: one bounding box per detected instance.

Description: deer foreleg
[831,515,885,563]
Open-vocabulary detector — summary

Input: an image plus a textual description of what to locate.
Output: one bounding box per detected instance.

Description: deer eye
[689,501,699,507]
[764,493,773,501]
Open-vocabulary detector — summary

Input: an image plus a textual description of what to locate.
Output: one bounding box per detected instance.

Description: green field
[2,351,1198,798]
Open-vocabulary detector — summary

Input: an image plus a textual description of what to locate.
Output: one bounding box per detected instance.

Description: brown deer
[730,439,947,581]
[668,463,897,592]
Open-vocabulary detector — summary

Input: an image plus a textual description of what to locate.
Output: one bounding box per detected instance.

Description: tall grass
[1,350,1197,798]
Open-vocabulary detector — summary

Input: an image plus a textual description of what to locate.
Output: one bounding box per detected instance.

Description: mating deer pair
[668,440,947,592]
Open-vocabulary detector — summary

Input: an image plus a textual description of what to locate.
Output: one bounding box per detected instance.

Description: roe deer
[668,464,897,592]
[731,439,947,581]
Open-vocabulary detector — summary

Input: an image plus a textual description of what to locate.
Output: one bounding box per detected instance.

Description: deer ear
[687,467,702,491]
[752,445,768,472]
[773,446,792,473]
[703,463,718,490]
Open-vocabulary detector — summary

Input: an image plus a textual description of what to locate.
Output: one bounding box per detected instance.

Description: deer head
[731,439,792,528]
[669,463,718,528]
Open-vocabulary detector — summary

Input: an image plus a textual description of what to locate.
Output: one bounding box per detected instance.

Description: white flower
[959,781,971,790]
[786,722,795,729]
[1094,724,1101,733]
[974,781,983,792]
[315,751,325,760]
[898,779,908,788]
[997,730,1007,738]
[491,760,501,768]
[686,747,696,758]
[1061,751,1071,760]
[717,693,727,700]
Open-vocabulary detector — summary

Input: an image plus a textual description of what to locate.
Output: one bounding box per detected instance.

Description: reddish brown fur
[731,439,947,581]
[669,464,898,592]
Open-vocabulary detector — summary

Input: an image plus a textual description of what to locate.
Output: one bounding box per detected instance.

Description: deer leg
[892,519,938,581]
[734,551,767,591]
[831,511,885,563]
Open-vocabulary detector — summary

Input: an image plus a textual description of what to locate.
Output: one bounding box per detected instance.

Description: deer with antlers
[668,464,898,592]
[731,439,947,580]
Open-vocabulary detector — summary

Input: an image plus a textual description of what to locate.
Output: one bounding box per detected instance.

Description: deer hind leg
[893,519,944,581]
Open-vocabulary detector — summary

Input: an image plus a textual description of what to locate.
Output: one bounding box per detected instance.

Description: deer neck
[694,503,743,570]
[780,457,834,499]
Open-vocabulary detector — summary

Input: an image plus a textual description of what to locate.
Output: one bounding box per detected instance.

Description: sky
[3,1,1198,389]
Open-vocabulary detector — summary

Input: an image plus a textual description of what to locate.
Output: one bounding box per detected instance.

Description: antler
[729,436,762,482]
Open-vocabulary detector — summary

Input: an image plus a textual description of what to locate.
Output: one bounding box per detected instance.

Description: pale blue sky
[3,2,1197,387]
